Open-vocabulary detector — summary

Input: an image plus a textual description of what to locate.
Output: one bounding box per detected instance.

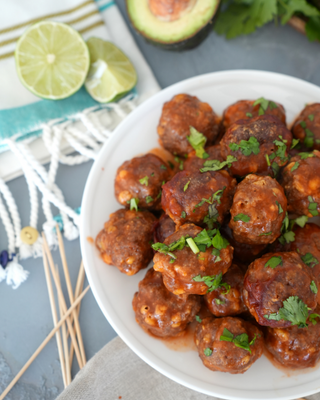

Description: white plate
[80,70,320,400]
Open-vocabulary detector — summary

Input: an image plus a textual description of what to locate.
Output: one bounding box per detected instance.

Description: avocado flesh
[126,0,219,47]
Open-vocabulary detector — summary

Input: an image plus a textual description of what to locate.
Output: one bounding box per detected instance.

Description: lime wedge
[85,37,137,103]
[15,21,90,100]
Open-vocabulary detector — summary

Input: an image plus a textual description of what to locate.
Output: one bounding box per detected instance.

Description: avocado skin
[126,1,220,52]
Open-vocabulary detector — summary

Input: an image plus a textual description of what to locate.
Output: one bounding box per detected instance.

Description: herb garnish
[310,281,318,294]
[168,161,174,170]
[193,188,225,213]
[304,128,314,148]
[279,214,309,245]
[187,126,209,159]
[309,313,320,325]
[200,155,237,172]
[264,296,309,328]
[308,195,319,216]
[145,196,153,204]
[139,176,149,186]
[276,201,283,214]
[265,256,283,269]
[233,213,250,222]
[181,211,186,219]
[246,112,252,117]
[204,348,212,356]
[273,135,288,161]
[253,97,277,115]
[309,114,314,122]
[215,299,226,305]
[229,136,260,156]
[184,180,191,192]
[129,198,139,211]
[271,161,280,178]
[174,156,184,170]
[186,238,200,254]
[301,252,319,268]
[220,328,258,354]
[300,121,307,128]
[291,162,299,172]
[193,272,230,294]
[195,315,202,323]
[160,164,167,170]
[299,152,315,160]
[259,231,272,236]
[291,138,300,149]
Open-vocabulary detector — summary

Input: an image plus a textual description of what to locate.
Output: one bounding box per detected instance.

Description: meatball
[132,268,201,337]
[96,209,156,275]
[281,150,320,217]
[157,94,220,156]
[220,115,292,177]
[195,316,263,374]
[265,306,320,369]
[153,224,233,295]
[204,264,248,317]
[292,103,320,151]
[183,145,224,173]
[243,251,318,328]
[162,169,236,228]
[222,99,286,134]
[153,213,176,243]
[221,224,267,264]
[115,153,172,210]
[229,174,287,245]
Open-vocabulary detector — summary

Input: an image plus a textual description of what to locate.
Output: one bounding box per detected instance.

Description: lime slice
[15,21,90,100]
[85,37,137,103]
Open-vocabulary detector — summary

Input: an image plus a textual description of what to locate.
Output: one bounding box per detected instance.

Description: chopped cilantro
[145,196,154,204]
[246,112,252,117]
[233,213,250,222]
[299,152,315,160]
[273,136,287,161]
[309,313,320,325]
[168,161,174,170]
[308,196,319,216]
[193,188,225,212]
[215,299,226,305]
[265,256,283,269]
[184,180,191,192]
[259,231,272,236]
[295,215,309,228]
[300,121,307,129]
[160,164,167,170]
[152,236,186,258]
[169,258,175,264]
[174,156,184,170]
[291,138,300,149]
[220,328,234,342]
[193,272,228,293]
[186,238,200,254]
[129,198,139,211]
[151,172,155,177]
[276,201,283,214]
[212,230,229,250]
[200,155,237,172]
[279,230,296,245]
[220,328,256,354]
[181,211,186,219]
[229,136,260,156]
[309,114,314,122]
[195,315,202,323]
[155,190,162,200]
[187,126,208,159]
[264,296,309,328]
[301,252,319,268]
[193,229,215,248]
[310,281,318,294]
[204,348,212,356]
[304,128,314,148]
[253,97,277,115]
[291,162,299,172]
[211,248,222,262]
[271,161,280,178]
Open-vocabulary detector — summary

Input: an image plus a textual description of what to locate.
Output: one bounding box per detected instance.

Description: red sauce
[87,236,94,244]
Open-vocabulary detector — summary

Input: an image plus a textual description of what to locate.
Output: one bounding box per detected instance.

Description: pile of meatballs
[96,94,320,374]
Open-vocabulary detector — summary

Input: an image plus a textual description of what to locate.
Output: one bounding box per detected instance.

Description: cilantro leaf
[195,315,202,323]
[291,162,299,172]
[271,161,280,178]
[229,136,260,156]
[233,213,250,222]
[181,211,186,219]
[184,180,191,192]
[279,0,319,24]
[193,272,228,293]
[129,198,139,211]
[204,348,212,356]
[187,126,207,159]
[215,298,226,305]
[145,195,154,204]
[291,138,300,149]
[295,215,308,227]
[200,155,237,172]
[309,313,320,325]
[193,229,214,248]
[309,114,315,122]
[160,164,167,170]
[152,236,187,258]
[265,296,309,328]
[220,328,256,354]
[259,231,272,236]
[220,328,234,342]
[265,256,283,269]
[301,252,319,268]
[299,152,315,160]
[276,201,284,214]
[253,97,277,115]
[212,230,229,250]
[193,188,225,212]
[168,161,174,170]
[246,112,253,117]
[308,196,319,216]
[139,176,149,186]
[306,16,320,42]
[310,280,318,294]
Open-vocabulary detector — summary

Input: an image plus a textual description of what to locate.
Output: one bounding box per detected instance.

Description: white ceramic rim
[80,70,320,400]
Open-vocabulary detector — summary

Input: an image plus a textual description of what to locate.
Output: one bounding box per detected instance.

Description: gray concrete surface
[0,1,320,398]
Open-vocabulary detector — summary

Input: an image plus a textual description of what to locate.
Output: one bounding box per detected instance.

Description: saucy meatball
[229,174,287,245]
[220,115,292,177]
[157,94,220,156]
[265,307,320,369]
[195,316,263,374]
[162,169,236,228]
[132,268,201,337]
[292,103,320,151]
[243,252,318,328]
[153,213,176,243]
[153,223,233,295]
[115,153,172,210]
[222,99,286,133]
[204,264,248,317]
[96,209,156,275]
[281,150,320,217]
[183,145,224,173]
[221,224,267,264]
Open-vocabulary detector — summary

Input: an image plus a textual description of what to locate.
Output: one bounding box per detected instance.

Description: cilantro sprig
[229,136,260,156]
[264,296,310,328]
[278,214,309,245]
[253,97,277,115]
[308,195,319,216]
[139,176,149,186]
[233,213,250,222]
[220,328,258,354]
[193,272,230,294]
[187,127,209,159]
[265,256,283,269]
[301,252,319,268]
[200,155,237,172]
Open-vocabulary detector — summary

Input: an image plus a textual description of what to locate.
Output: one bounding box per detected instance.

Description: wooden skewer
[56,266,72,386]
[0,285,90,400]
[42,250,67,388]
[42,233,84,369]
[69,261,85,368]
[56,225,86,366]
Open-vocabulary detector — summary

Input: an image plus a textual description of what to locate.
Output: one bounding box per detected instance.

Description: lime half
[15,21,90,100]
[85,38,137,103]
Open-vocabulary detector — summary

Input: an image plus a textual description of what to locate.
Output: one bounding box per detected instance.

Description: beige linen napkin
[57,336,320,400]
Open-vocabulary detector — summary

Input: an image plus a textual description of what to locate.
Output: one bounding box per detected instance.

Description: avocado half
[126,0,221,51]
